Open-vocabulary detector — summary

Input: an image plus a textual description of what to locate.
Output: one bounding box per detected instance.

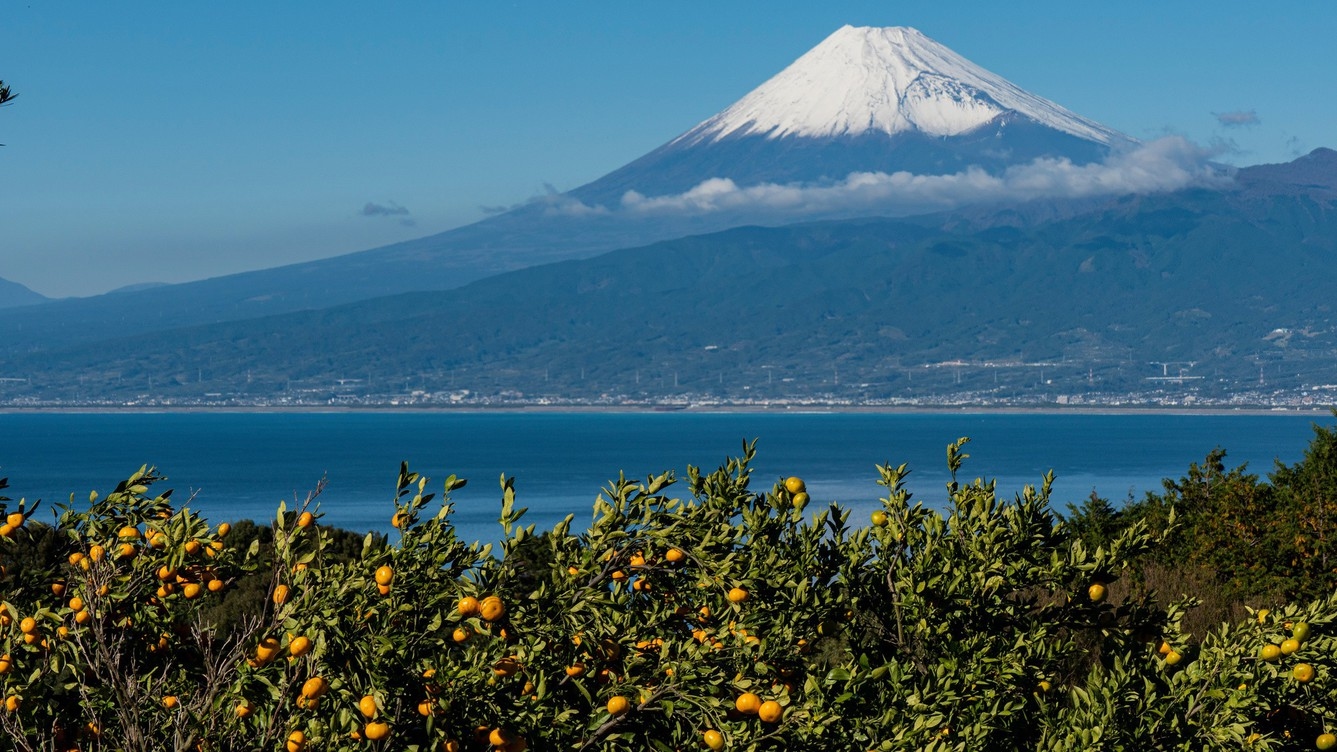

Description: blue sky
[2,1,1333,297]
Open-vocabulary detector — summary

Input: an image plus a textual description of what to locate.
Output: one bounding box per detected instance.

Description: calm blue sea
[0,411,1329,544]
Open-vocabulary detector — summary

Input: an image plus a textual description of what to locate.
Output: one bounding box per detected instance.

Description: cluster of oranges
[0,510,26,538]
[1257,616,1318,685]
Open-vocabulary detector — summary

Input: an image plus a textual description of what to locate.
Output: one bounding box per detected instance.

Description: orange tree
[4,439,1337,750]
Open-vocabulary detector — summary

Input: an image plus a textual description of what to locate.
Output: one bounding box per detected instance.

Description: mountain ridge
[0,276,47,309]
[0,24,1139,342]
[4,151,1335,404]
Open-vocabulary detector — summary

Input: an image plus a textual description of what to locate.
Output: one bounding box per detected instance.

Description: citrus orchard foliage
[1074,417,1337,607]
[2,439,1337,750]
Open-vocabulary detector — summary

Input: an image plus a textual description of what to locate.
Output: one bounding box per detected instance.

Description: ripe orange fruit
[0,524,12,537]
[480,596,505,621]
[51,581,65,597]
[735,692,761,714]
[758,700,783,723]
[1317,733,1336,750]
[452,627,471,643]
[493,657,522,677]
[296,511,314,528]
[610,570,628,582]
[0,655,11,674]
[418,699,434,717]
[236,699,253,718]
[163,695,179,709]
[1282,638,1301,655]
[149,532,167,549]
[458,596,480,616]
[1165,650,1183,666]
[182,583,202,600]
[364,722,390,741]
[285,730,306,752]
[375,565,394,586]
[359,694,378,718]
[67,552,85,566]
[1261,644,1282,662]
[5,512,23,528]
[5,695,21,713]
[488,728,513,747]
[703,729,725,750]
[255,637,282,663]
[567,566,581,576]
[377,583,392,596]
[208,578,225,593]
[783,477,806,494]
[75,610,92,625]
[629,552,647,568]
[217,522,231,537]
[118,525,140,540]
[1293,663,1316,682]
[301,677,329,699]
[288,635,312,658]
[566,663,586,677]
[89,544,106,562]
[727,587,749,603]
[607,696,630,715]
[184,540,201,555]
[19,617,36,634]
[391,511,407,529]
[273,584,291,605]
[1088,583,1107,603]
[665,548,685,564]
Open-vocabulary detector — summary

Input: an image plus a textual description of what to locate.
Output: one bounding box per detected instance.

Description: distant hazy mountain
[0,276,46,309]
[9,148,1336,402]
[0,25,1140,353]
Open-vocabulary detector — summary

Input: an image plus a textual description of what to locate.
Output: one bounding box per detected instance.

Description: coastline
[1,404,1332,417]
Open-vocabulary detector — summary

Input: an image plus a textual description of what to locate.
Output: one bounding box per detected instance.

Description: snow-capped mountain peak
[679,25,1124,146]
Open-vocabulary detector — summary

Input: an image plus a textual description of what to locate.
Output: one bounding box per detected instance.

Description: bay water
[0,411,1329,545]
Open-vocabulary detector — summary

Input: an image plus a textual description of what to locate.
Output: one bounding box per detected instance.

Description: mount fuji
[3,26,1185,354]
[571,25,1132,207]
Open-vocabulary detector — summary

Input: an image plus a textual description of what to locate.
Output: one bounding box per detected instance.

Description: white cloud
[610,137,1227,218]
